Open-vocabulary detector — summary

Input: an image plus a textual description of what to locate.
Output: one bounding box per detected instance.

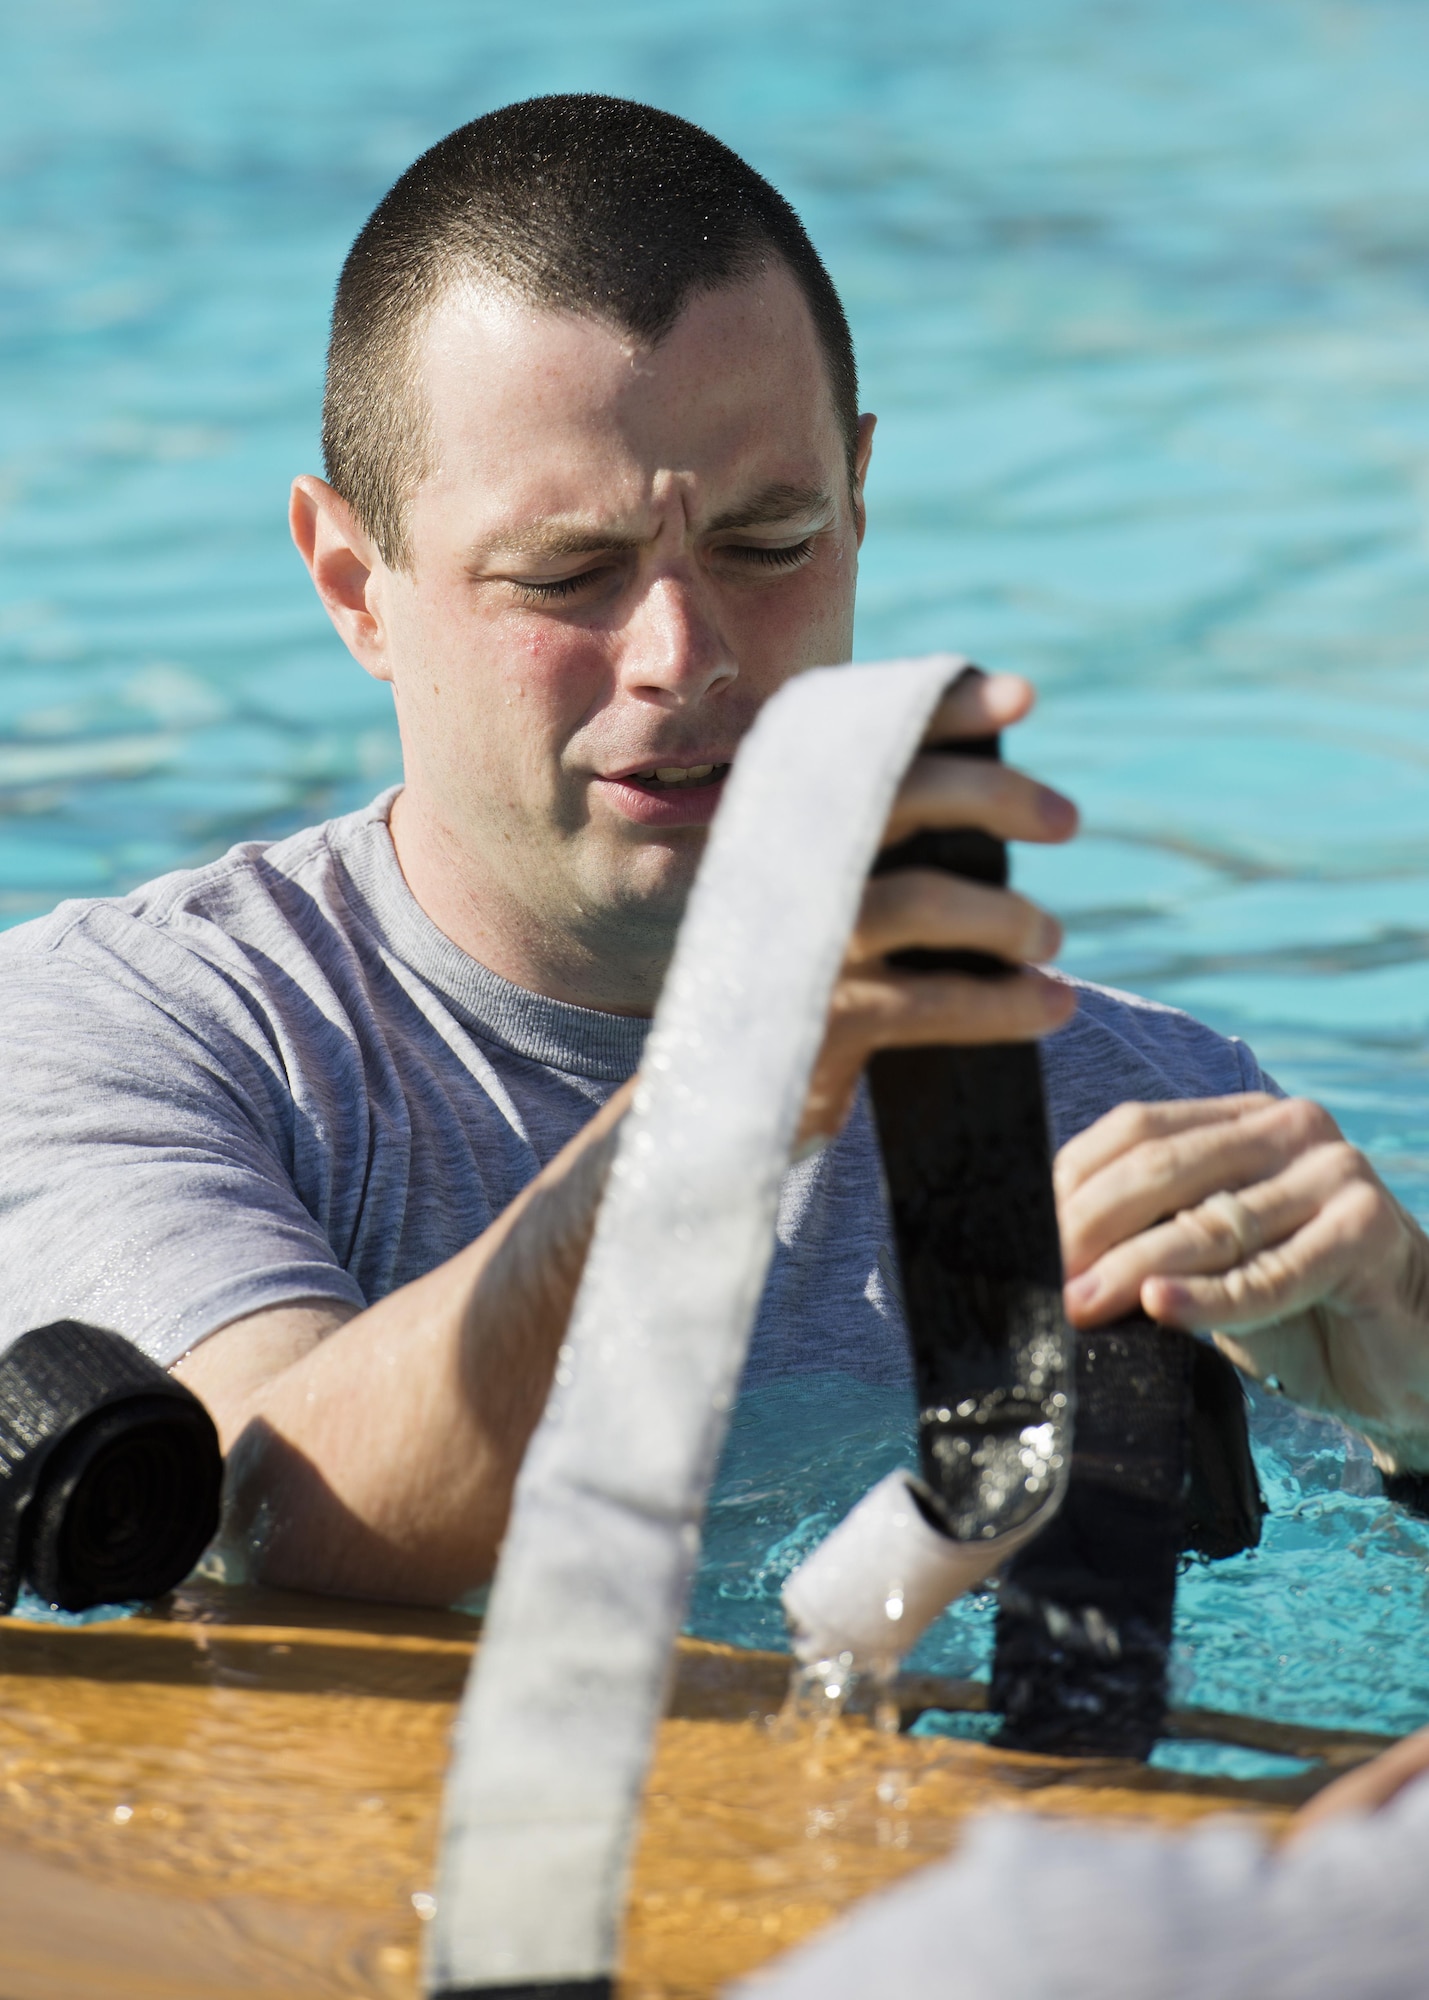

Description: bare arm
[176,1080,633,1605]
[178,672,1075,1606]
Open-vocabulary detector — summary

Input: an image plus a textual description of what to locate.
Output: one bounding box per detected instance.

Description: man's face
[345,265,870,998]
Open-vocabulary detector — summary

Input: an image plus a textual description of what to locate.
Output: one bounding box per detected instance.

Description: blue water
[4,0,1429,1735]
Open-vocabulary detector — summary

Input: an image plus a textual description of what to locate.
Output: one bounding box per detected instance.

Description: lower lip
[594,773,729,827]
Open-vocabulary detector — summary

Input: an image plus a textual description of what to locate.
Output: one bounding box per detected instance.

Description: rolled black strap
[0,1320,223,1614]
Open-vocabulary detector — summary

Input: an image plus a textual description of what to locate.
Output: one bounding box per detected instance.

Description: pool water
[4,0,1428,1737]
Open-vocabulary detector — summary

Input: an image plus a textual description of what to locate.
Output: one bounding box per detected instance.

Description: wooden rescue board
[0,1581,1392,2000]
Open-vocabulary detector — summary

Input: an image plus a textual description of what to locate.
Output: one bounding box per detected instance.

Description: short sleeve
[1233,1035,1283,1097]
[0,940,364,1368]
[1042,980,1280,1149]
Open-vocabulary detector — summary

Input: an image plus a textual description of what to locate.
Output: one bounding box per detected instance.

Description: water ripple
[3,0,1428,1735]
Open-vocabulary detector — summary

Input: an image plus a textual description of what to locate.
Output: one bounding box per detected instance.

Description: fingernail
[1064,1273,1097,1311]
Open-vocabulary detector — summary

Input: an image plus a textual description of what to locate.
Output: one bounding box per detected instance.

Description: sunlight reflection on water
[3,0,1427,1733]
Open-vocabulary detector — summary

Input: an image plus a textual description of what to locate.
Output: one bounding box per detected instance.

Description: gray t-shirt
[0,790,1271,1381]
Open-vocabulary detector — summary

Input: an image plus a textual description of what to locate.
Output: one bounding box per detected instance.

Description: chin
[599,837,705,928]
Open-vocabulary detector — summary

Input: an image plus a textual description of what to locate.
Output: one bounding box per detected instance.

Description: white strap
[426,654,967,1993]
[781,1467,1062,1673]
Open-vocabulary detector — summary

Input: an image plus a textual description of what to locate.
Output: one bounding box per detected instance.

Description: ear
[852,413,877,547]
[289,476,395,684]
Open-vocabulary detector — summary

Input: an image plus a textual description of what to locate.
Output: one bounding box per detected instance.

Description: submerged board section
[0,1581,1381,2000]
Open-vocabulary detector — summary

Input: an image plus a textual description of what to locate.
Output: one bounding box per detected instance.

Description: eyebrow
[472,524,642,564]
[469,481,834,569]
[704,481,833,534]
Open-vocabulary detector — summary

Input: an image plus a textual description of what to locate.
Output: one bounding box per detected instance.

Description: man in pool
[2,96,1427,1605]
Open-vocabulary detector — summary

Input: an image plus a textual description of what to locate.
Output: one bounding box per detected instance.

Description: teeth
[650,764,716,785]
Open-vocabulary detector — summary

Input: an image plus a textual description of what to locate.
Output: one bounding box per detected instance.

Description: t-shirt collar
[334,789,650,1082]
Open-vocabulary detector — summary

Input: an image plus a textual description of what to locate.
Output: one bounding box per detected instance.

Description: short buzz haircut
[322,94,860,569]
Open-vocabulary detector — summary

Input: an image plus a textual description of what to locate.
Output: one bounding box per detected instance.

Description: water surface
[3,0,1427,1732]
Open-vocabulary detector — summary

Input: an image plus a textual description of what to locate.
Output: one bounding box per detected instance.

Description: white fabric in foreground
[782,1469,1057,1672]
[732,1777,1429,2000]
[426,654,968,1993]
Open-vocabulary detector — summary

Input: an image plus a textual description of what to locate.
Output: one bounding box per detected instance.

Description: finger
[853,870,1061,968]
[1063,1145,1342,1327]
[1289,1727,1429,1841]
[883,752,1077,850]
[834,963,1077,1055]
[799,968,1077,1148]
[921,670,1035,744]
[1141,1181,1378,1334]
[1054,1094,1280,1201]
[1058,1096,1339,1277]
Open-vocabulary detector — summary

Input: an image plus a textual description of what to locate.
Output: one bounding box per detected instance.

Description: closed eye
[509,566,615,604]
[720,538,818,573]
[506,536,817,604]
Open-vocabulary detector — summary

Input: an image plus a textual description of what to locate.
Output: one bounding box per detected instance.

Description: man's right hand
[799,671,1079,1147]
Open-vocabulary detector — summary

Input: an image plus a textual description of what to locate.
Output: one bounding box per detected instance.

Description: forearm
[198,1084,631,1604]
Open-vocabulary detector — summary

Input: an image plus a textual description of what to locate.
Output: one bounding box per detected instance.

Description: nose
[617,572,737,708]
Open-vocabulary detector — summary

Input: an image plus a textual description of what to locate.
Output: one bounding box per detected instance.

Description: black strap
[0,1320,223,1614]
[868,725,1263,1759]
[990,1321,1265,1760]
[1381,1468,1429,1519]
[990,1314,1190,1759]
[870,1039,1071,1545]
[868,735,1073,1553]
[1184,1337,1266,1560]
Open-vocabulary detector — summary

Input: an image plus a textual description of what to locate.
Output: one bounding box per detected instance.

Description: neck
[388,788,676,1017]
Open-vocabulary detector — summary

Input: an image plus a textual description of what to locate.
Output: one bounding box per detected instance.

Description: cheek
[406,592,610,729]
[733,554,857,677]
[436,617,617,792]
[505,620,615,730]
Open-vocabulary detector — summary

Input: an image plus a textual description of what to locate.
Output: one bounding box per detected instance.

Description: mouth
[619,762,732,793]
[594,758,734,828]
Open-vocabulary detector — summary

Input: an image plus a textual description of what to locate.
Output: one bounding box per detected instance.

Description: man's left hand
[1055,1094,1429,1471]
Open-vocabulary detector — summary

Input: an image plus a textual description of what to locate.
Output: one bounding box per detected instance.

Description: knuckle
[1221,1252,1283,1311]
[826,974,884,1040]
[1334,1173,1384,1234]
[1178,1203,1233,1261]
[1324,1138,1369,1183]
[1219,1266,1253,1309]
[1105,1100,1155,1148]
[1279,1096,1337,1147]
[1008,891,1050,956]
